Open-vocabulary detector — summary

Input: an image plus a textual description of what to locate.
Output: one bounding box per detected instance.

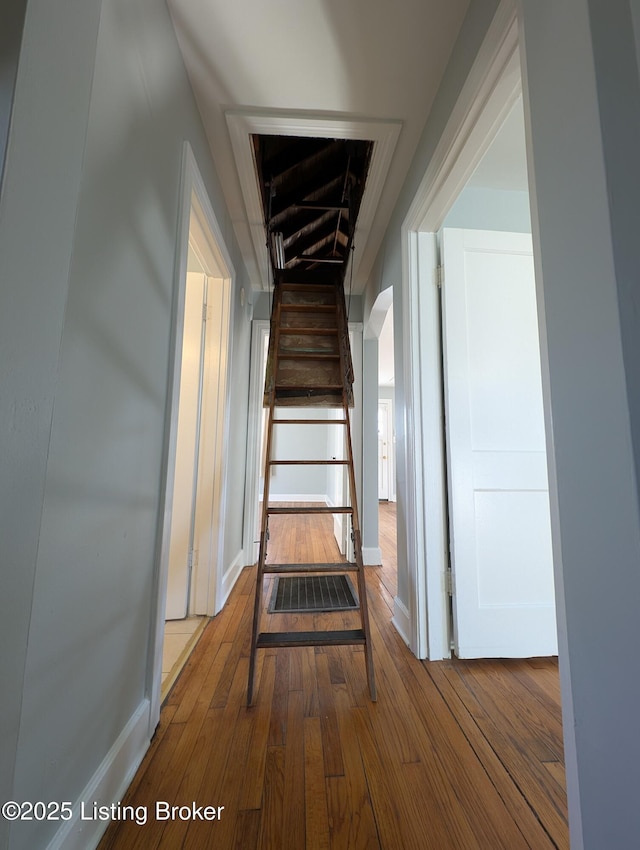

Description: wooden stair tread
[278,350,339,357]
[269,459,349,465]
[275,269,343,287]
[281,304,336,312]
[280,282,337,292]
[267,506,353,515]
[275,384,343,390]
[256,629,366,648]
[263,562,358,573]
[277,352,340,360]
[272,418,347,424]
[279,328,337,335]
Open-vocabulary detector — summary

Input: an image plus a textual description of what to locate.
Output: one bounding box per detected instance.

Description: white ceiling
[167,0,470,292]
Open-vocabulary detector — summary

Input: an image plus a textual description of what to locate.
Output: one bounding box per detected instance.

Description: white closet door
[442,228,557,657]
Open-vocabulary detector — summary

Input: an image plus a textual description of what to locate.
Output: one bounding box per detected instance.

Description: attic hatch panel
[252,134,373,282]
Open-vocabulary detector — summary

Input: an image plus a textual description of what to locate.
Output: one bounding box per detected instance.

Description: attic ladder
[247,279,376,705]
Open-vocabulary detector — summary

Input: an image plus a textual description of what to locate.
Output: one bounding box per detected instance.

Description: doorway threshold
[161,616,208,702]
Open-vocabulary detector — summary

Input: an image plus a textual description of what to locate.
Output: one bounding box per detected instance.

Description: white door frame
[243,319,270,565]
[149,142,235,729]
[399,0,521,659]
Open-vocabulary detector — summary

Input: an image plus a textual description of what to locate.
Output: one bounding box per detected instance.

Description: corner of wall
[392,596,411,648]
[218,549,247,614]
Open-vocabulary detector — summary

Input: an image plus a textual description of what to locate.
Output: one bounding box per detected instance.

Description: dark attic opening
[251,134,373,285]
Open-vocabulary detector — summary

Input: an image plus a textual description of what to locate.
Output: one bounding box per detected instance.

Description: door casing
[398,1,521,658]
[149,142,234,730]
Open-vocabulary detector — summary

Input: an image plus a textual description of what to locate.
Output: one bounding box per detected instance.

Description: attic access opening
[252,135,373,283]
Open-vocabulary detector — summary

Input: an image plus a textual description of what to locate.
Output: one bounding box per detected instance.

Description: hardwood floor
[99,503,568,849]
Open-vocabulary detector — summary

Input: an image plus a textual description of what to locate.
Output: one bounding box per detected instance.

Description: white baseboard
[47,699,151,850]
[219,549,245,612]
[392,596,411,647]
[362,546,382,565]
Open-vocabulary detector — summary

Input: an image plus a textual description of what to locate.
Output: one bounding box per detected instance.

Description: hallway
[99,508,567,849]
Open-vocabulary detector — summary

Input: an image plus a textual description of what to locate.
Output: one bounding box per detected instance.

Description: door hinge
[202,302,208,322]
[445,567,454,596]
[435,265,444,289]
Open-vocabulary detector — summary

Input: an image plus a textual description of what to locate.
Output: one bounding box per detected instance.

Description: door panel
[378,401,390,500]
[442,228,557,658]
[165,272,206,620]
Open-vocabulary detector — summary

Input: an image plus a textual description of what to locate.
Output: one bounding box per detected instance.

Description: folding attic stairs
[247,275,377,705]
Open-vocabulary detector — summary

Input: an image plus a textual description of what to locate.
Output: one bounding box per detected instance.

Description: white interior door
[190,276,227,615]
[442,228,557,658]
[165,271,206,620]
[378,400,391,500]
[328,408,347,555]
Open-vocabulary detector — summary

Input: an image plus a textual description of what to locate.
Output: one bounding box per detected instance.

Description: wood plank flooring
[99,503,568,849]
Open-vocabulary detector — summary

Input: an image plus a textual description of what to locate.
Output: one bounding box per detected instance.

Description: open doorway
[150,143,234,723]
[377,304,396,504]
[164,208,231,624]
[397,13,555,661]
[377,302,397,611]
[395,9,567,823]
[367,288,398,613]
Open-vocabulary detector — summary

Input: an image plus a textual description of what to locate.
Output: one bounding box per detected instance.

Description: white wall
[360,338,380,555]
[364,0,501,609]
[0,0,251,847]
[519,1,640,845]
[632,0,640,75]
[0,3,106,845]
[444,186,531,231]
[0,0,27,190]
[269,409,331,499]
[361,0,640,845]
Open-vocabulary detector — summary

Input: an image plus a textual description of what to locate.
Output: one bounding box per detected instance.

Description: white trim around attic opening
[226,109,401,291]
